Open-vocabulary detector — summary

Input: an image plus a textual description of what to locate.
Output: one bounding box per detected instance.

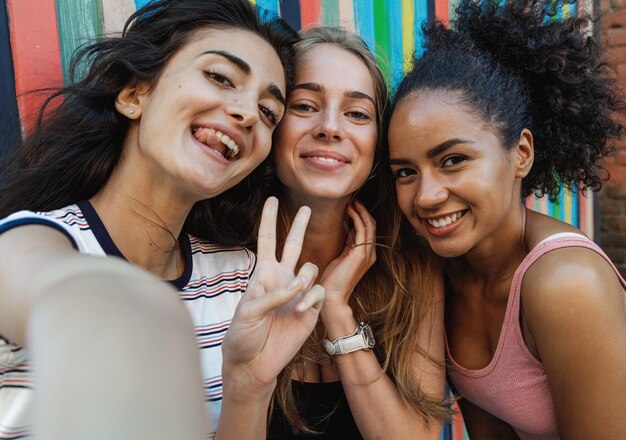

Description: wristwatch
[323,322,375,356]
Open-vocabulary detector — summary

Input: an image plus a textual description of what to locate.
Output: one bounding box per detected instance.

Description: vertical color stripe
[7,0,63,135]
[434,0,449,25]
[564,188,572,225]
[300,0,321,28]
[401,0,415,73]
[134,0,151,9]
[571,188,579,228]
[374,0,391,85]
[255,0,280,19]
[427,0,436,24]
[387,0,404,90]
[338,0,355,32]
[449,0,460,22]
[415,0,429,59]
[101,0,136,34]
[0,0,20,155]
[280,0,301,31]
[321,0,340,26]
[354,0,375,55]
[56,0,104,84]
[556,189,565,221]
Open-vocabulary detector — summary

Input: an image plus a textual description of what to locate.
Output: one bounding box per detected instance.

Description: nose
[313,107,343,142]
[225,94,259,128]
[414,173,448,210]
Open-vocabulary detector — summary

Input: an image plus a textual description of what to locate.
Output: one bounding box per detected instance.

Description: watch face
[362,324,375,348]
[324,340,336,356]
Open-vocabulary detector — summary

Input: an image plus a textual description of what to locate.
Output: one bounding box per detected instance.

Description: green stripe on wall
[56,0,104,84]
[373,0,391,86]
[321,0,340,26]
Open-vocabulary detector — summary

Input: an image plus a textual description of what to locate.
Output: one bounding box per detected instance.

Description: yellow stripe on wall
[401,0,414,73]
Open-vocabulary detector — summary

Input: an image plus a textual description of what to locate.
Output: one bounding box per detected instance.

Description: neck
[450,203,528,283]
[90,162,194,281]
[282,191,350,276]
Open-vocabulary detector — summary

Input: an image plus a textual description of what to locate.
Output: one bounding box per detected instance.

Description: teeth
[313,156,340,163]
[208,128,240,157]
[427,211,464,228]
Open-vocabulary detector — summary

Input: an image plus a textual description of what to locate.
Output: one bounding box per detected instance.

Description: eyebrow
[293,83,375,106]
[389,138,474,164]
[426,138,474,159]
[201,50,285,106]
[200,50,250,73]
[268,84,286,107]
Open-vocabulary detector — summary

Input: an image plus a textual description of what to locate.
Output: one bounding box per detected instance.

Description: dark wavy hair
[0,0,299,242]
[391,0,624,201]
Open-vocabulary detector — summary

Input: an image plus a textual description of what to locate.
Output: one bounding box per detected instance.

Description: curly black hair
[391,0,624,201]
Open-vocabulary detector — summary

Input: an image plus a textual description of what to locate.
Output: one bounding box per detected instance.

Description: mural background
[0,0,602,438]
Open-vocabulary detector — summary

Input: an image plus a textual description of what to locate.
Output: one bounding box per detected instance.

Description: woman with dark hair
[255,27,450,439]
[388,1,626,438]
[0,1,325,439]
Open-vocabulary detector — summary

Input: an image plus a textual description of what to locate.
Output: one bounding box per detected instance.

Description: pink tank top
[446,233,626,440]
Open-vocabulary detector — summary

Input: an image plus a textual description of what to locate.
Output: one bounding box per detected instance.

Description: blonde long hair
[269,26,452,433]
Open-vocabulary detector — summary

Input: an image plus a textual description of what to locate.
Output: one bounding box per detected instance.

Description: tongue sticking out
[192,127,236,160]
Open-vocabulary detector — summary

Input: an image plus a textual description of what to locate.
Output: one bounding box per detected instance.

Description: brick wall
[601,1,626,276]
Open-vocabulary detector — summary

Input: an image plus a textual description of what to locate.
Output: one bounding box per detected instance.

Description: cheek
[395,185,414,218]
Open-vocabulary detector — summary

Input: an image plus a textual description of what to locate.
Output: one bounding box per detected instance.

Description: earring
[128,109,135,115]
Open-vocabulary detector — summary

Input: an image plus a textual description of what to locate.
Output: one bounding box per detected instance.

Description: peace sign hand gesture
[221,197,324,389]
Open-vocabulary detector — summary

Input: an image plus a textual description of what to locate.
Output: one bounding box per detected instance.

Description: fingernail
[287,277,302,290]
[296,300,307,311]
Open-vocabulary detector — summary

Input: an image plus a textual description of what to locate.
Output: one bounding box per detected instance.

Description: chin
[426,241,469,259]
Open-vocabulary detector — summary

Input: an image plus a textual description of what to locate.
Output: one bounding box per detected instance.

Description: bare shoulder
[523,244,622,316]
[0,223,76,253]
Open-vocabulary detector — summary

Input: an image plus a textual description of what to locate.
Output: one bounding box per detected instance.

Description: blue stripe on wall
[280,0,301,30]
[354,0,376,55]
[388,0,403,90]
[415,0,429,58]
[134,0,150,10]
[0,0,21,157]
[256,0,280,20]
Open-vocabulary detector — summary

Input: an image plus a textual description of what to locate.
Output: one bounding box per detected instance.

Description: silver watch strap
[335,333,368,354]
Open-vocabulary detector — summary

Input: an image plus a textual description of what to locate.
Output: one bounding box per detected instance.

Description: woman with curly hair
[387,0,626,438]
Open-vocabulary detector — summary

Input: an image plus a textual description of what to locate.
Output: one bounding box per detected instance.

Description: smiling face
[273,44,378,205]
[388,92,526,258]
[118,27,286,202]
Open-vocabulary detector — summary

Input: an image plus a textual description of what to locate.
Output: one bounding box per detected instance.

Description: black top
[268,381,363,439]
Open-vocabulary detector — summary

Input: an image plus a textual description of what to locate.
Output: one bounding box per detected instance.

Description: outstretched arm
[0,225,207,440]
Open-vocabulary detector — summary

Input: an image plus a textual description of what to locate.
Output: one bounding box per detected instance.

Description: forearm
[30,270,207,440]
[322,306,442,440]
[216,367,275,440]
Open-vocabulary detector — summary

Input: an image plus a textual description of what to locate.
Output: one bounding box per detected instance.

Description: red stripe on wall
[300,0,321,28]
[434,0,449,26]
[7,0,63,135]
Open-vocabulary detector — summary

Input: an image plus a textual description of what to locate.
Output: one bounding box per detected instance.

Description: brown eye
[442,155,466,167]
[204,70,234,88]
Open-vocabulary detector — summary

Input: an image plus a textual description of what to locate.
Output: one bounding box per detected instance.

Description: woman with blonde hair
[261,27,450,439]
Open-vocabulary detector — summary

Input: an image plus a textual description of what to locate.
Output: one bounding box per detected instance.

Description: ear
[514,128,534,179]
[115,81,150,120]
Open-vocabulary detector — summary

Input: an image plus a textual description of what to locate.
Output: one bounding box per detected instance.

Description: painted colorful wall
[0,0,602,438]
[0,0,597,241]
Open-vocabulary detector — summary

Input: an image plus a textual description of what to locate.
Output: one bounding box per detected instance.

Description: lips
[300,150,350,168]
[192,126,240,161]
[426,210,467,228]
